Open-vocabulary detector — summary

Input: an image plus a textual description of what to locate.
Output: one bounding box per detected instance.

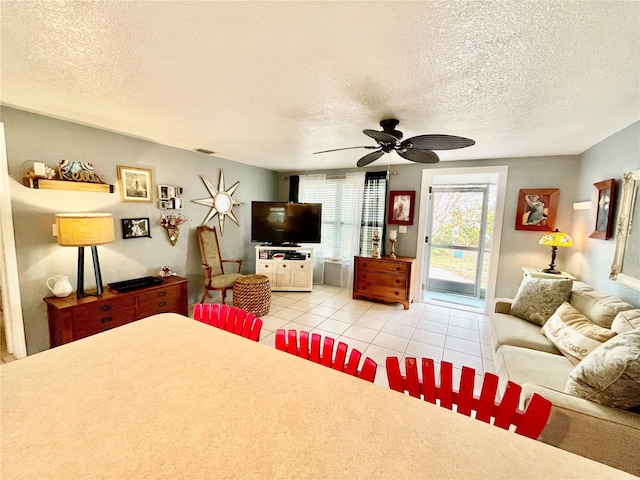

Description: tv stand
[255,246,313,292]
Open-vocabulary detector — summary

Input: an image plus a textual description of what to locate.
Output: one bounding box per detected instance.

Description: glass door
[424,185,494,299]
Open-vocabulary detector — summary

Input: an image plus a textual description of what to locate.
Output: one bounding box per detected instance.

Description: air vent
[195,148,216,155]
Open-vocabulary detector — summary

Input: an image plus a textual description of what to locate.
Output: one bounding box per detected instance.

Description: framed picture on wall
[121,218,151,239]
[388,191,415,225]
[515,188,559,231]
[589,179,615,240]
[118,166,153,202]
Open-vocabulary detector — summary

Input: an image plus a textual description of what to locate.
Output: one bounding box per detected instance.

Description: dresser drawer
[72,305,137,340]
[355,271,407,289]
[137,285,184,317]
[72,297,136,319]
[354,284,408,302]
[356,258,408,276]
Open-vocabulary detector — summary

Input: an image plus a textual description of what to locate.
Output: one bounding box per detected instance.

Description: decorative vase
[167,228,179,246]
[46,274,73,297]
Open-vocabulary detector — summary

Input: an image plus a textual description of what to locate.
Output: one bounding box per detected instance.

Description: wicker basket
[233,274,271,317]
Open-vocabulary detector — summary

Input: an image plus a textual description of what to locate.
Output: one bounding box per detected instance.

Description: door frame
[0,123,27,358]
[414,166,509,315]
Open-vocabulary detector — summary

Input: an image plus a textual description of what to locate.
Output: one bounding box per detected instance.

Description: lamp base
[541,268,561,274]
[76,246,104,298]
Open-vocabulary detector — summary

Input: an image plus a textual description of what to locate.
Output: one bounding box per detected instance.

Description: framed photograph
[118,166,152,202]
[158,185,169,200]
[515,188,559,231]
[121,218,151,239]
[388,191,415,225]
[589,179,615,240]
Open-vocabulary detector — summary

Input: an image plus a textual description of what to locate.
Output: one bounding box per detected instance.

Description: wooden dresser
[353,256,416,309]
[44,276,189,347]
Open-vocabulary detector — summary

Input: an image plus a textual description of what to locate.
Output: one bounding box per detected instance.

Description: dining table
[1,313,633,479]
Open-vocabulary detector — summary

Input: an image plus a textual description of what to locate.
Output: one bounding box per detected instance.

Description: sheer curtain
[299,172,365,288]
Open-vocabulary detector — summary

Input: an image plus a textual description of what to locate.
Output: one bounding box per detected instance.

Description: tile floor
[256,284,496,388]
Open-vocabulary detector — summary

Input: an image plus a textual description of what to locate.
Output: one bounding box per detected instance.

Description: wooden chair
[197,225,244,304]
[193,303,263,342]
[275,329,377,382]
[385,356,552,439]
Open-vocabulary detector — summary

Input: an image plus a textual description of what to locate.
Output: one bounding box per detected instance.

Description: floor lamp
[539,229,573,274]
[55,213,115,298]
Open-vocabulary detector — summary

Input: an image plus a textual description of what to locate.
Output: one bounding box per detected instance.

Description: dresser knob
[158,291,167,297]
[100,305,112,312]
[158,301,167,307]
[100,316,112,324]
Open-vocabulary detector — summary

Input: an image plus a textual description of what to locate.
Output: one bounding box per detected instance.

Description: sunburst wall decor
[192,170,240,234]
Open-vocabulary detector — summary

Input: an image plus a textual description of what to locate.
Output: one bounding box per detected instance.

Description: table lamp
[56,213,115,298]
[538,229,572,274]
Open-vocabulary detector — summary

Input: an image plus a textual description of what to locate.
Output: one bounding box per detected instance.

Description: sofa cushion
[565,329,640,410]
[510,277,573,326]
[612,309,640,334]
[569,282,635,328]
[490,312,559,354]
[541,302,617,365]
[494,345,574,393]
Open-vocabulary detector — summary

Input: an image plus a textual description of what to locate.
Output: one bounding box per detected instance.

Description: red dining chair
[193,303,263,342]
[385,356,552,439]
[275,329,377,383]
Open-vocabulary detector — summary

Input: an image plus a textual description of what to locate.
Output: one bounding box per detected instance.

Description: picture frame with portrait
[589,179,615,240]
[388,191,415,225]
[121,217,151,239]
[118,166,153,202]
[515,188,558,231]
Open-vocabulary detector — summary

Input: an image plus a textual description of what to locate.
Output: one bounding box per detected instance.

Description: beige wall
[2,107,277,354]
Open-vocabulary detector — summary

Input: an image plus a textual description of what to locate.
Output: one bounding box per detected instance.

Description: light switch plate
[399,225,407,233]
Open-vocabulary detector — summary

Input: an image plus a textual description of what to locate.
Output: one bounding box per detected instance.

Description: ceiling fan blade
[313,146,378,154]
[401,134,475,151]
[363,130,400,144]
[396,148,440,164]
[356,150,385,167]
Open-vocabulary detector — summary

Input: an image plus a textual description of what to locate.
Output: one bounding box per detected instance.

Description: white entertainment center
[255,245,313,292]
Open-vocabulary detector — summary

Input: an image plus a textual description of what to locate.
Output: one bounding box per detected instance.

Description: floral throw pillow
[565,329,640,410]
[510,277,573,326]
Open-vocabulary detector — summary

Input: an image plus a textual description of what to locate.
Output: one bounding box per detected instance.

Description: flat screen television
[251,202,322,245]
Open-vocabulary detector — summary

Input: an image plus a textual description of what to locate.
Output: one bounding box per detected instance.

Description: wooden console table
[44,276,188,347]
[353,255,416,309]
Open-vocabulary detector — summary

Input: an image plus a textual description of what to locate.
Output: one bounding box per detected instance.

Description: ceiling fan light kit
[314,119,475,167]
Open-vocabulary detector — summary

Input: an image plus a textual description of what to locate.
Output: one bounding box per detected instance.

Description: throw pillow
[612,309,640,334]
[541,302,617,365]
[565,329,640,410]
[569,282,634,328]
[510,277,573,326]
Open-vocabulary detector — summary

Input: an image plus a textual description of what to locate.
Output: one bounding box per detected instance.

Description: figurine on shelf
[372,230,381,258]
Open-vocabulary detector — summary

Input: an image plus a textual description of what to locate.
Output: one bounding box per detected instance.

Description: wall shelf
[23,178,114,193]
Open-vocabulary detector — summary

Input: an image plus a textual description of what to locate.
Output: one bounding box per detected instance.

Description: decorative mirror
[610,169,640,291]
[192,170,240,235]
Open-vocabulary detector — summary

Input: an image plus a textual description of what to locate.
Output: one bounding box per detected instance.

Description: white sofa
[490,281,640,475]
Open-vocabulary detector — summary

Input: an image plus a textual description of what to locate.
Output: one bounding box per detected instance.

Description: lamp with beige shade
[55,213,115,298]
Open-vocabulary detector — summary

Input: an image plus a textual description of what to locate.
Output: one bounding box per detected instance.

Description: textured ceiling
[1,1,639,172]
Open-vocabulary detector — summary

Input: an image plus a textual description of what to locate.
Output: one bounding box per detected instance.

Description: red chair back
[275,329,377,383]
[385,356,551,439]
[193,303,263,342]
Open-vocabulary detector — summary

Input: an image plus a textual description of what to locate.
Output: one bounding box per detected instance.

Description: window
[299,173,365,261]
